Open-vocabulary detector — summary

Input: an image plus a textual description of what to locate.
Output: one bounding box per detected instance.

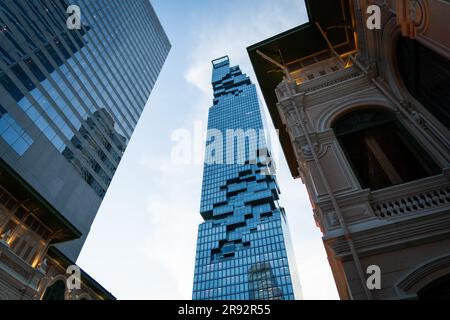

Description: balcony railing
[275,57,363,100]
[370,173,450,219]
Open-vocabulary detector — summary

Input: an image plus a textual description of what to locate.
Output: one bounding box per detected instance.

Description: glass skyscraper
[0,0,170,260]
[192,56,301,300]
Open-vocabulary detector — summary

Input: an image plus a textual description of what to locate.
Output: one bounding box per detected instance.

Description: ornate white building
[248,0,449,299]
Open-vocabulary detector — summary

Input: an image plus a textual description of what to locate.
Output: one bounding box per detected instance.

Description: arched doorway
[333,108,439,190]
[418,273,450,300]
[396,37,450,129]
[42,280,66,300]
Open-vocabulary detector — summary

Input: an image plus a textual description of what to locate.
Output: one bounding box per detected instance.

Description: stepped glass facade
[0,0,170,299]
[192,56,301,300]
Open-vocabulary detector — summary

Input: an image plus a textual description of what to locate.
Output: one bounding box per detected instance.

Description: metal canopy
[0,158,81,243]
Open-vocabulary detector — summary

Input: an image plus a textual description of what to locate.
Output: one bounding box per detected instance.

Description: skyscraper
[0,0,170,299]
[192,56,301,300]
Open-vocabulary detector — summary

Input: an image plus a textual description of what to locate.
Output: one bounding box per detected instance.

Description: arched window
[418,273,450,300]
[333,109,439,190]
[42,280,66,300]
[397,37,450,129]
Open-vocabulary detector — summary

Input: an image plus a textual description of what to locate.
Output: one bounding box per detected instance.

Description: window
[333,109,439,190]
[0,104,34,156]
[418,274,450,300]
[397,37,450,129]
[43,280,66,300]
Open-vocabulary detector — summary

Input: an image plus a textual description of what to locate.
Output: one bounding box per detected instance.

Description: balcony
[0,240,45,297]
[317,172,450,234]
[370,172,450,220]
[275,57,363,100]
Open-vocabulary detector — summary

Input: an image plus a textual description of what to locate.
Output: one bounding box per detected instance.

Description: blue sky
[77,0,339,300]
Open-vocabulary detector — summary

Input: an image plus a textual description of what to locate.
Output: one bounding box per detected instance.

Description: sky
[77,0,339,300]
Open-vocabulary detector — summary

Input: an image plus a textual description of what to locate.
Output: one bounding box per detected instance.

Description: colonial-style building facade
[248,0,449,299]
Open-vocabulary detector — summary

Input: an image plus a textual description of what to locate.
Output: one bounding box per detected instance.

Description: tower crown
[211,56,230,68]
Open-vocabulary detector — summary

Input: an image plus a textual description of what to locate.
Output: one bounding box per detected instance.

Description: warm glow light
[345,59,353,68]
[292,75,304,86]
[32,258,40,268]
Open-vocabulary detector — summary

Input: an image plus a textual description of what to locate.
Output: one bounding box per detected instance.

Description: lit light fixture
[294,77,304,86]
[32,258,40,269]
[344,59,353,68]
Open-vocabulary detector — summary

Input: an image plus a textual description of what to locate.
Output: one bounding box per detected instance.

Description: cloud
[182,1,339,300]
[77,0,338,300]
[184,0,308,95]
[138,152,203,299]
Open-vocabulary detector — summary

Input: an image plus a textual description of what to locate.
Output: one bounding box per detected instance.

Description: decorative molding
[396,0,429,39]
[317,188,372,211]
[293,139,329,162]
[303,70,364,94]
[0,248,31,280]
[395,253,450,298]
[276,67,364,102]
[329,209,450,258]
[370,173,450,219]
[317,93,395,131]
[75,292,93,300]
[398,99,430,130]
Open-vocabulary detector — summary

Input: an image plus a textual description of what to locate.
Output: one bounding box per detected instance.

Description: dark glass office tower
[0,0,170,260]
[192,57,301,300]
